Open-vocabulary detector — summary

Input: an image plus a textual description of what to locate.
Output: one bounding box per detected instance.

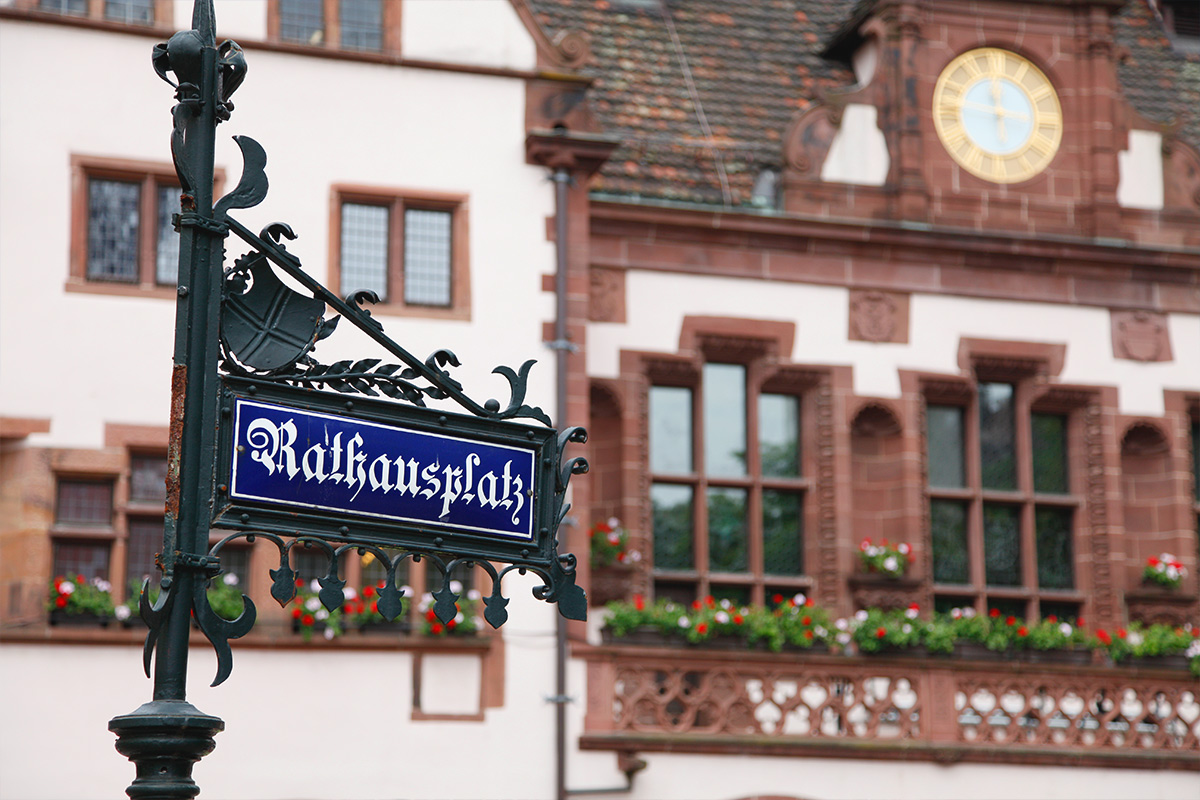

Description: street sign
[216,379,562,566]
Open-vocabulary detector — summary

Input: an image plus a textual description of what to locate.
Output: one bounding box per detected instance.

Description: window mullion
[139,174,157,286]
[1014,383,1037,614]
[965,396,987,612]
[694,377,709,596]
[390,198,405,305]
[324,0,340,50]
[745,364,764,597]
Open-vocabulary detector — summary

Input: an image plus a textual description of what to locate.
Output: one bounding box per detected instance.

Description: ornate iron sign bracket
[110,3,586,796]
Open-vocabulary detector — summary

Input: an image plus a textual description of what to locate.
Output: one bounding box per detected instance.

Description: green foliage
[850,607,923,654]
[206,573,247,621]
[47,575,114,617]
[589,519,638,569]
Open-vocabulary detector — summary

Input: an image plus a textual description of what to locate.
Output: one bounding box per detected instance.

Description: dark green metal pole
[109,2,229,796]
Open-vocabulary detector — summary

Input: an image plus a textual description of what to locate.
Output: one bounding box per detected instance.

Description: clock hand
[960,100,1030,121]
[991,78,1007,143]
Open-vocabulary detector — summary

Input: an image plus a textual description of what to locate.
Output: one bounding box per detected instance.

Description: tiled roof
[529,0,1200,210]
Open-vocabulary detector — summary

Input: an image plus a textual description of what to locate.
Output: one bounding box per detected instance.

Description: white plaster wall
[1117,129,1165,211]
[0,573,566,800]
[0,20,557,450]
[401,0,538,71]
[820,104,890,186]
[588,272,1200,415]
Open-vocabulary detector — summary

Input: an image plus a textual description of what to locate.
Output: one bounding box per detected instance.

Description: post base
[109,700,224,800]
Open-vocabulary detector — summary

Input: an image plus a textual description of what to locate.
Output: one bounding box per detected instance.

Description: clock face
[933,48,1062,184]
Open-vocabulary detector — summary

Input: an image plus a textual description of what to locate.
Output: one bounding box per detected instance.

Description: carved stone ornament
[849,289,908,344]
[1111,309,1173,363]
[589,267,626,323]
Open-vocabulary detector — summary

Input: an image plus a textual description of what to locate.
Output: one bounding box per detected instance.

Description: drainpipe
[550,166,572,800]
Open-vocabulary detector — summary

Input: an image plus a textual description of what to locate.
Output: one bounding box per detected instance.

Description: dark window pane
[1032,413,1068,494]
[1035,507,1074,589]
[652,484,693,570]
[983,503,1021,586]
[931,499,969,583]
[126,517,163,585]
[1192,421,1199,502]
[217,546,251,588]
[292,547,331,585]
[933,595,974,615]
[703,364,746,477]
[361,550,410,589]
[654,581,695,606]
[340,0,382,51]
[650,387,692,474]
[52,540,110,581]
[427,561,474,594]
[1039,601,1081,624]
[40,0,87,15]
[987,598,1026,619]
[56,480,114,526]
[403,208,452,307]
[130,456,167,504]
[341,203,389,300]
[279,0,324,44]
[759,394,799,477]
[979,383,1016,490]
[104,0,154,24]
[927,405,965,488]
[762,490,803,575]
[707,488,747,573]
[156,185,179,284]
[711,585,751,606]
[87,179,140,282]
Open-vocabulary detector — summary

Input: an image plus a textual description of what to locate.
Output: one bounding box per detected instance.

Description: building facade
[1,0,1198,798]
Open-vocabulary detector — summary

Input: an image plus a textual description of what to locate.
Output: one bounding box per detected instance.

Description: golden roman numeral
[961,58,982,79]
[942,127,967,150]
[1029,132,1056,156]
[964,146,984,172]
[988,50,1007,76]
[1013,61,1029,83]
[1030,84,1053,102]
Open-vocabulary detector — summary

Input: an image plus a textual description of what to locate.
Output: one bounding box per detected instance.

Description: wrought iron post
[109,2,236,796]
[108,4,587,797]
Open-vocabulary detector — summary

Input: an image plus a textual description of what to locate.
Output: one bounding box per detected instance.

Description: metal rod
[552,166,571,800]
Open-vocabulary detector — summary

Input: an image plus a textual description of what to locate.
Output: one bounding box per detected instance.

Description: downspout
[551,166,572,800]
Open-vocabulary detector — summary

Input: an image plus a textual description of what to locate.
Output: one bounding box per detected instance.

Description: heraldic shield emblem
[221,251,326,371]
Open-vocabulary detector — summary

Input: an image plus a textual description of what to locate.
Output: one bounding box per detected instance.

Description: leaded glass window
[127,518,163,586]
[979,383,1016,490]
[341,202,390,299]
[130,455,168,504]
[156,184,180,284]
[56,480,114,526]
[279,0,325,45]
[931,499,969,584]
[52,541,110,582]
[403,208,452,307]
[87,179,141,283]
[40,0,87,16]
[1035,507,1074,589]
[105,0,154,24]
[340,0,383,51]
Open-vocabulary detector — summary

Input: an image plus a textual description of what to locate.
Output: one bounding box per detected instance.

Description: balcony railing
[579,643,1199,770]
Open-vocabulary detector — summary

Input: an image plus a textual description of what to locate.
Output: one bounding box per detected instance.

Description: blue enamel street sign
[231,397,536,540]
[214,379,560,565]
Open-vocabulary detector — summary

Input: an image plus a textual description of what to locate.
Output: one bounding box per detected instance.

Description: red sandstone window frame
[329,185,471,320]
[266,0,402,54]
[922,340,1091,620]
[12,0,173,28]
[66,156,225,300]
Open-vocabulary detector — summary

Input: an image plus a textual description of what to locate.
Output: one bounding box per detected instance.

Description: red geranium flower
[301,614,314,626]
[1046,615,1058,623]
[616,552,626,563]
[705,596,715,608]
[426,609,437,622]
[733,614,744,625]
[989,608,1000,618]
[1006,616,1016,627]
[1147,556,1160,566]
[876,627,887,639]
[773,594,784,605]
[292,608,302,619]
[1116,628,1127,640]
[55,594,68,609]
[801,615,812,626]
[692,600,702,611]
[804,598,814,607]
[1096,629,1112,645]
[363,586,375,598]
[431,623,444,634]
[295,578,304,588]
[1017,626,1028,637]
[633,594,645,611]
[804,629,814,640]
[696,622,708,635]
[447,619,457,630]
[76,574,85,584]
[367,602,375,614]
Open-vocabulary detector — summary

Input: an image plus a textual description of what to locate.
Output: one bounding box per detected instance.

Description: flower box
[1124,654,1192,671]
[48,610,110,627]
[601,626,684,648]
[355,620,411,636]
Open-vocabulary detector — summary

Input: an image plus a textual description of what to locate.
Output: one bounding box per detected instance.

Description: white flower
[1127,631,1143,647]
[315,609,329,621]
[607,517,621,529]
[222,573,239,587]
[468,589,482,601]
[904,607,919,620]
[309,579,321,593]
[474,617,485,630]
[854,610,868,622]
[793,593,807,606]
[455,612,465,624]
[607,531,621,545]
[898,543,911,555]
[883,556,899,573]
[627,550,643,563]
[114,605,132,621]
[449,580,463,594]
[951,608,962,619]
[305,597,321,612]
[902,624,912,634]
[1166,566,1180,580]
[836,632,851,645]
[719,598,732,610]
[59,581,75,595]
[815,626,827,638]
[963,608,976,618]
[677,616,691,629]
[1187,641,1200,658]
[343,586,356,600]
[835,618,848,630]
[323,627,335,640]
[93,578,112,592]
[400,584,413,596]
[1059,623,1073,636]
[715,611,730,624]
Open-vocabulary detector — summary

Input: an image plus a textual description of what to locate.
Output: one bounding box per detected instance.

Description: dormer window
[1160,0,1200,53]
